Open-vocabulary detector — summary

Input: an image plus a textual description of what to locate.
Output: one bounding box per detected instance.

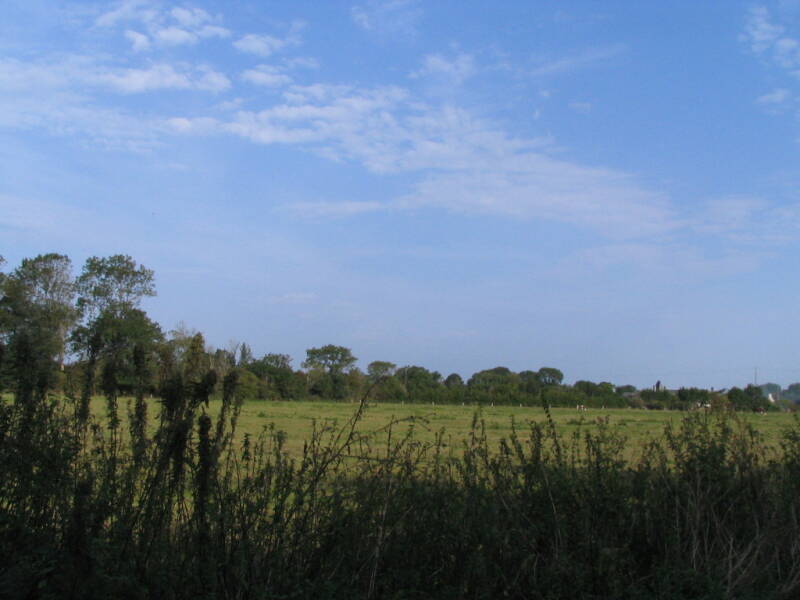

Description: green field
[102,396,799,460]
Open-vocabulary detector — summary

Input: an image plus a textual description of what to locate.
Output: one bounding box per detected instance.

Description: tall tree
[0,254,76,396]
[75,254,155,321]
[72,255,160,397]
[237,342,253,367]
[367,360,396,382]
[248,353,301,400]
[444,373,464,388]
[303,345,357,400]
[537,367,564,386]
[396,365,442,402]
[303,345,357,374]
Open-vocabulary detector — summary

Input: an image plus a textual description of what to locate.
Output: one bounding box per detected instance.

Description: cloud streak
[351,0,422,37]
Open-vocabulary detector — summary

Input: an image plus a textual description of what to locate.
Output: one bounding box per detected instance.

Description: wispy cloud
[97,1,230,51]
[282,201,384,218]
[556,242,764,283]
[233,24,303,57]
[100,63,231,93]
[743,6,800,127]
[95,0,157,28]
[167,81,677,238]
[351,0,422,37]
[743,6,800,70]
[241,65,293,88]
[742,6,788,55]
[529,44,626,77]
[757,87,791,105]
[234,34,289,57]
[0,57,230,95]
[6,1,792,254]
[125,30,150,51]
[692,195,800,244]
[411,53,475,86]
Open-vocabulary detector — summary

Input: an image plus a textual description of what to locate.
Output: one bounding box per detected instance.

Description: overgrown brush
[2,368,800,599]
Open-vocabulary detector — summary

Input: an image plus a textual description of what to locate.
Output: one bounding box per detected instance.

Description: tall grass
[2,370,800,599]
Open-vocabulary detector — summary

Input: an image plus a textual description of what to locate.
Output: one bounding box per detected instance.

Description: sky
[2,0,800,389]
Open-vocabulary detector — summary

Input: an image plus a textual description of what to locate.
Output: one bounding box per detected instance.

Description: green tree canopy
[537,367,564,386]
[444,373,464,388]
[303,345,357,374]
[0,254,76,396]
[75,254,155,321]
[367,360,396,381]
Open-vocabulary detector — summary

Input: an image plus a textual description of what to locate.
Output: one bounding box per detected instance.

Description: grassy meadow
[96,395,798,461]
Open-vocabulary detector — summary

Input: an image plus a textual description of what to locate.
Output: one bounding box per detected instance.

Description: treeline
[0,253,783,413]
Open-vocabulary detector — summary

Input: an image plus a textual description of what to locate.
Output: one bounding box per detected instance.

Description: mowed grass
[93,395,800,461]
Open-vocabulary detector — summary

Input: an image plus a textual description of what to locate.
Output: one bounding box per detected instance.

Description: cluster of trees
[0,253,785,412]
[0,253,160,401]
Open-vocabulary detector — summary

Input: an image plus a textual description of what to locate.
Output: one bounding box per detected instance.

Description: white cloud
[242,65,292,87]
[216,98,245,111]
[234,34,283,56]
[743,6,785,54]
[743,6,800,127]
[97,1,229,48]
[530,45,625,77]
[125,30,151,51]
[171,6,211,28]
[165,80,676,237]
[198,25,230,39]
[195,67,231,92]
[412,53,475,85]
[155,26,197,45]
[692,195,800,244]
[743,6,800,69]
[775,36,800,69]
[166,116,221,134]
[233,21,305,58]
[399,159,674,238]
[351,0,422,36]
[96,0,158,28]
[0,55,231,97]
[100,64,188,92]
[284,57,319,70]
[756,88,791,104]
[99,63,229,93]
[0,57,76,91]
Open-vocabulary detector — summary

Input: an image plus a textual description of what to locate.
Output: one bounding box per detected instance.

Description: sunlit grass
[90,395,798,460]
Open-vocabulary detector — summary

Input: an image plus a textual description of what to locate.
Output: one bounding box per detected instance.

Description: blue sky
[2,0,800,389]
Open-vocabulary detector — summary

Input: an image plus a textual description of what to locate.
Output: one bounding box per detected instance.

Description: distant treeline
[0,253,788,413]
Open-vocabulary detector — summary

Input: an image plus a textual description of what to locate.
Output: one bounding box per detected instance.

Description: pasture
[100,395,799,461]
